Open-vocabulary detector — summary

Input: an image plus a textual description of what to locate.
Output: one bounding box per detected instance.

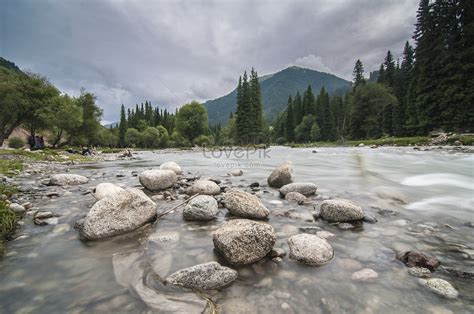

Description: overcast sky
[1,0,419,124]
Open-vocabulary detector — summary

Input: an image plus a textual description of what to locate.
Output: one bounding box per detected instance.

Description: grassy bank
[0,183,19,255]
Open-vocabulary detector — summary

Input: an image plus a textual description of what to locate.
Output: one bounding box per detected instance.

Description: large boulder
[160,162,183,175]
[187,180,220,195]
[139,170,177,191]
[213,219,276,265]
[287,233,334,266]
[79,188,157,240]
[223,189,269,219]
[93,182,124,200]
[267,162,294,188]
[166,262,238,290]
[183,195,219,221]
[320,199,364,222]
[279,182,317,197]
[49,174,88,186]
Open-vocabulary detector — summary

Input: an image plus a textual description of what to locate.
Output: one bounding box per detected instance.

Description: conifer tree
[302,85,316,115]
[118,104,127,147]
[293,92,304,126]
[285,96,295,142]
[352,59,366,92]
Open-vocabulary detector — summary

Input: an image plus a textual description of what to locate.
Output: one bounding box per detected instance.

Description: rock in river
[9,203,26,214]
[139,170,177,191]
[160,161,183,175]
[279,182,318,197]
[351,268,378,282]
[79,188,157,240]
[49,174,88,186]
[223,189,269,219]
[213,219,276,265]
[287,233,334,266]
[187,180,220,195]
[285,191,306,204]
[93,182,124,200]
[267,161,294,188]
[166,262,238,290]
[419,278,458,299]
[320,199,364,222]
[183,195,219,221]
[399,251,440,271]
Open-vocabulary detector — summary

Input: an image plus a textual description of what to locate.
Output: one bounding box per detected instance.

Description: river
[1,146,473,313]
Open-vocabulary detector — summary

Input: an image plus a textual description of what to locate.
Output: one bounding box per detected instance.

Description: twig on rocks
[155,193,200,219]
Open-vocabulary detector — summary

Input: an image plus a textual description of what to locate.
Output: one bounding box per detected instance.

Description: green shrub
[194,135,215,146]
[8,137,24,149]
[0,202,18,236]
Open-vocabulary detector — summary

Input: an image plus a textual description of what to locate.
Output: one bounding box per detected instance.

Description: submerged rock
[93,182,124,200]
[351,268,378,282]
[139,170,177,191]
[49,174,88,186]
[229,169,243,176]
[408,267,432,278]
[285,191,306,204]
[267,161,294,188]
[166,262,238,290]
[223,189,269,219]
[320,199,364,222]
[279,182,318,197]
[160,161,183,175]
[419,278,458,299]
[399,251,440,271]
[183,195,219,221]
[187,180,220,195]
[213,219,276,265]
[79,188,157,240]
[287,233,334,266]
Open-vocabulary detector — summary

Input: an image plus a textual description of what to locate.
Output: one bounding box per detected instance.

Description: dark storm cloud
[1,0,419,123]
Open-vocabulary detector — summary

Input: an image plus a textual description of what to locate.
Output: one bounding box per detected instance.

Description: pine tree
[293,92,304,126]
[352,59,366,92]
[377,63,385,84]
[285,96,295,142]
[383,51,396,88]
[318,88,335,141]
[302,85,316,115]
[250,68,263,136]
[118,104,127,147]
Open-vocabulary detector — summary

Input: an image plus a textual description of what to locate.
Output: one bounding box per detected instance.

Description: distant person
[28,135,35,150]
[34,136,41,150]
[39,136,45,149]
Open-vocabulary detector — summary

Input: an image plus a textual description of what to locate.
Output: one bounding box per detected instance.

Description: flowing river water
[0,147,473,313]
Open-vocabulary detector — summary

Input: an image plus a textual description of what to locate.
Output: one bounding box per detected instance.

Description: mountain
[203,66,351,124]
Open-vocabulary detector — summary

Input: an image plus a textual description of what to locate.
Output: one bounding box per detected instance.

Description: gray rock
[267,161,294,188]
[229,169,243,176]
[315,231,336,239]
[9,203,26,213]
[183,195,219,221]
[139,170,177,191]
[223,189,269,219]
[160,161,183,175]
[166,262,238,290]
[279,182,318,197]
[287,233,334,266]
[93,182,124,200]
[269,248,286,258]
[187,180,220,195]
[363,215,378,223]
[408,267,431,278]
[320,199,364,222]
[419,278,458,299]
[49,174,88,186]
[285,192,306,204]
[351,268,378,281]
[79,188,157,240]
[298,226,322,234]
[213,219,276,265]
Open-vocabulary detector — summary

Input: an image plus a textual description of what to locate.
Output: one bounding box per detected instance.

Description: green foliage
[0,159,23,176]
[124,128,142,147]
[0,203,18,236]
[310,123,321,141]
[295,115,316,142]
[170,131,191,147]
[142,126,169,148]
[352,59,366,92]
[118,104,127,147]
[8,137,24,149]
[176,101,208,143]
[194,134,215,146]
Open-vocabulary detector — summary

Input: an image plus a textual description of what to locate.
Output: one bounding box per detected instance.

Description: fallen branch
[155,193,200,219]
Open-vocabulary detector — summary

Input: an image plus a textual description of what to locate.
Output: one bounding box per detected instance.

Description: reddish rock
[399,251,440,271]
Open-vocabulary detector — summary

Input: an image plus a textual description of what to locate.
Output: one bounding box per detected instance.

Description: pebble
[53,223,71,234]
[351,268,378,282]
[408,267,431,278]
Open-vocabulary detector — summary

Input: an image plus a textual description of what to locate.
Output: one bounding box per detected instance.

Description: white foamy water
[401,173,474,190]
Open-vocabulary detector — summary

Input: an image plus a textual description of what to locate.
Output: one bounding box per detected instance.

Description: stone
[249,182,260,188]
[363,215,378,223]
[267,161,294,188]
[183,195,219,221]
[399,251,440,271]
[419,278,458,299]
[285,192,306,204]
[9,203,26,213]
[287,233,334,266]
[229,170,243,176]
[298,226,322,234]
[49,174,88,186]
[223,189,269,219]
[187,180,220,195]
[52,223,71,234]
[315,231,336,239]
[166,262,238,290]
[139,170,177,191]
[93,183,124,200]
[279,182,318,197]
[351,268,378,282]
[79,188,157,240]
[408,267,431,278]
[320,199,364,222]
[269,248,286,258]
[21,202,33,210]
[213,219,276,265]
[160,161,183,175]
